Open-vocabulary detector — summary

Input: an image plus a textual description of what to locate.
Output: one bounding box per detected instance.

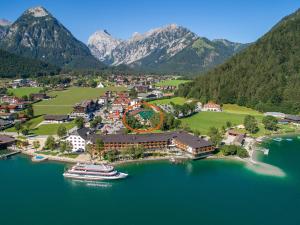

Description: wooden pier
[0,150,21,160]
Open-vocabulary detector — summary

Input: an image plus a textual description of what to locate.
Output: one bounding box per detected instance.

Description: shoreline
[16,133,299,170]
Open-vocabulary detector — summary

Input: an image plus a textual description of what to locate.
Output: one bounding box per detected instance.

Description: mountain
[0,19,11,39]
[88,30,121,64]
[0,48,60,78]
[177,9,300,114]
[88,24,246,74]
[0,6,105,70]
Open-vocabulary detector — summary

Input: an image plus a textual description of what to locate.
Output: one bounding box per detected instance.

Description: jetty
[0,150,21,160]
[255,147,269,155]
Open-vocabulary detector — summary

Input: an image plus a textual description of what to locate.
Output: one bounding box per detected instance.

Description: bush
[221,145,249,158]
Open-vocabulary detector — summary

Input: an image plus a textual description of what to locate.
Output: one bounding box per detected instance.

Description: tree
[262,116,278,131]
[86,144,94,160]
[44,136,56,150]
[75,117,84,129]
[104,150,118,162]
[26,105,34,118]
[21,95,28,101]
[59,141,72,152]
[129,88,138,98]
[33,140,40,151]
[14,122,22,135]
[21,128,29,136]
[221,145,237,156]
[226,121,232,128]
[88,80,97,88]
[90,116,102,128]
[208,127,222,146]
[95,138,104,159]
[237,147,249,158]
[244,115,259,134]
[193,130,201,136]
[57,125,67,138]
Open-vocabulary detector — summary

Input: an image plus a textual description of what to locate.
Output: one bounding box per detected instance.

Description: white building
[202,102,222,112]
[264,112,286,118]
[66,128,91,152]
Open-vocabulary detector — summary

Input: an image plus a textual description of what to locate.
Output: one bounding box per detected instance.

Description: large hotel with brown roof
[68,128,215,157]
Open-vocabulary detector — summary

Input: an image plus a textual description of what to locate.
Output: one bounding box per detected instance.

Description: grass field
[180,107,265,135]
[150,97,188,105]
[5,116,76,135]
[155,80,191,87]
[223,104,262,115]
[30,121,76,135]
[8,87,43,97]
[33,86,126,115]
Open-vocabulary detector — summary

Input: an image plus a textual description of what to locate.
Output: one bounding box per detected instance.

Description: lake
[1,136,300,225]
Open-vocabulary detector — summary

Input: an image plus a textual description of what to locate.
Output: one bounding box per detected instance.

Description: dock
[255,147,269,155]
[0,150,21,160]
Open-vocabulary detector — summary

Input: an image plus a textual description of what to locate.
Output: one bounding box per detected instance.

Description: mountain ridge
[88,24,246,74]
[0,6,105,70]
[177,8,300,113]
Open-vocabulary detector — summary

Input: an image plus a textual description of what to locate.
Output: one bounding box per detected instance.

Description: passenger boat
[63,163,128,181]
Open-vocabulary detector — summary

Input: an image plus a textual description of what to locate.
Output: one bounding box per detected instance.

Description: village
[0,74,300,163]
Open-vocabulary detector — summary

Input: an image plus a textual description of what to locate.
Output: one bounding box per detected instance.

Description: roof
[233,134,244,144]
[44,114,69,121]
[172,131,213,149]
[70,128,93,140]
[285,114,300,121]
[89,131,213,149]
[0,119,12,126]
[0,135,15,144]
[203,102,220,108]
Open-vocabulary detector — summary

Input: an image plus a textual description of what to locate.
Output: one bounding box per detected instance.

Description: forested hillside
[177,9,300,114]
[0,49,60,78]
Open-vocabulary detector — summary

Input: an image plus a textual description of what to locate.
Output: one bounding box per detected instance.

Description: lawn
[6,117,76,135]
[5,116,44,132]
[150,97,188,105]
[180,111,264,135]
[33,86,126,115]
[30,121,76,135]
[7,87,43,97]
[155,79,191,87]
[223,104,262,116]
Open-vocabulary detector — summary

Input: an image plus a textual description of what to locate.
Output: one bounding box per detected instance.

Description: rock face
[0,19,11,39]
[88,30,121,64]
[0,6,104,69]
[88,24,246,74]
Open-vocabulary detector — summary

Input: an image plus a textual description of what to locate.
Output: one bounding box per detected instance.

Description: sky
[0,0,299,44]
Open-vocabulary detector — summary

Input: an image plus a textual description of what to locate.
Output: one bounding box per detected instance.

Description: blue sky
[0,0,299,44]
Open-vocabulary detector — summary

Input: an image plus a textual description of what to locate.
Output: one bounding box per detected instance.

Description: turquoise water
[1,137,300,225]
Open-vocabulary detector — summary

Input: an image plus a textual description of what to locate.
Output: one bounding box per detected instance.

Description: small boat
[273,137,282,142]
[286,138,293,141]
[63,163,128,181]
[32,155,48,162]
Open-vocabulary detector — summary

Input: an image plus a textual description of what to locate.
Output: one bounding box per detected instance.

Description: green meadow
[7,87,43,97]
[150,97,188,105]
[33,86,126,115]
[155,79,191,87]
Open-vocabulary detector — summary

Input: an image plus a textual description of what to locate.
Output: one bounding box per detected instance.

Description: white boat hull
[63,172,128,181]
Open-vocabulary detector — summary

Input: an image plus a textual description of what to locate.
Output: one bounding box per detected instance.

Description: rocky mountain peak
[24,6,50,18]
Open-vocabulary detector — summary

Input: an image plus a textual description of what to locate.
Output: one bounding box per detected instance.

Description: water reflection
[67,179,113,188]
